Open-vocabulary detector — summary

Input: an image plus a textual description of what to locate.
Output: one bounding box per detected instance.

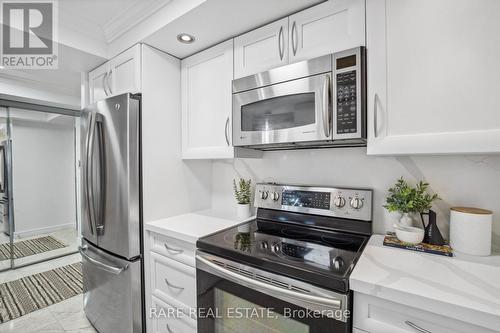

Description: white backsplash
[210,148,500,250]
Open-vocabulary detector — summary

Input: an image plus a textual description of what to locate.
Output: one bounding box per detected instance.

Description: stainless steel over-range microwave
[232,47,366,150]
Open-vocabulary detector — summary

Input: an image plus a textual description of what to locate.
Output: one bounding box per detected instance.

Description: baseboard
[14,223,76,238]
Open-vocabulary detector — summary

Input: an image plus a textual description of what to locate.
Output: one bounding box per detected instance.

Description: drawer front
[354,293,496,333]
[150,232,196,267]
[151,296,197,333]
[151,253,197,309]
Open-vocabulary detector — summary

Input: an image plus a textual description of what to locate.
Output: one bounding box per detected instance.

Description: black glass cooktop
[197,217,369,293]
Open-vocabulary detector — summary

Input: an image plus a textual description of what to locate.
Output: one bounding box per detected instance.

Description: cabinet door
[181,40,234,159]
[367,0,500,155]
[289,0,365,63]
[88,62,109,104]
[234,17,288,79]
[109,44,142,96]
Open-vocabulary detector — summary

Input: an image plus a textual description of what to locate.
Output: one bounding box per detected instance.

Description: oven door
[232,73,332,147]
[196,252,350,333]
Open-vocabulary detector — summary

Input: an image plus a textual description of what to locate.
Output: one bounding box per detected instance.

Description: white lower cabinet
[146,231,197,333]
[353,292,496,333]
[151,296,197,333]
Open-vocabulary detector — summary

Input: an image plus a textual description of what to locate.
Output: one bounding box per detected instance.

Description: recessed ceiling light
[177,33,195,44]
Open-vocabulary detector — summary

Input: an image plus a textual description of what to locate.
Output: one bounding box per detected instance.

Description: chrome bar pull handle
[322,75,331,137]
[291,21,298,56]
[164,243,183,254]
[102,72,109,96]
[165,278,185,291]
[83,112,93,235]
[86,112,97,235]
[107,70,113,95]
[95,114,106,235]
[278,26,284,60]
[405,321,432,333]
[224,116,230,146]
[79,246,127,275]
[374,93,379,138]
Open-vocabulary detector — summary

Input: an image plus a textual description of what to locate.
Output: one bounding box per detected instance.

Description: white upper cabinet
[88,62,109,105]
[289,0,365,63]
[367,0,500,155]
[182,40,235,159]
[88,44,142,104]
[109,44,142,97]
[234,18,289,79]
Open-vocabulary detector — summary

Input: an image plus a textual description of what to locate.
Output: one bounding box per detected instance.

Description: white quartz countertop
[350,234,500,331]
[145,209,254,244]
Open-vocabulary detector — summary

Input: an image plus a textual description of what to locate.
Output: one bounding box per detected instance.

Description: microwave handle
[322,75,331,138]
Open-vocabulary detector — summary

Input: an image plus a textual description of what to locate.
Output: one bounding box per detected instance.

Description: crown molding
[102,0,173,43]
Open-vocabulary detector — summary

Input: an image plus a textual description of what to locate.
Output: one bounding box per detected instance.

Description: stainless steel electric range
[196,183,373,333]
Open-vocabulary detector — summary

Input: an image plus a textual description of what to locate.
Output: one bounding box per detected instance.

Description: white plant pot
[384,210,401,233]
[236,203,251,220]
[399,213,414,227]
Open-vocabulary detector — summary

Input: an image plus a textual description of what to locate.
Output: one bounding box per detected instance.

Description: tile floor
[0,253,97,333]
[0,226,79,270]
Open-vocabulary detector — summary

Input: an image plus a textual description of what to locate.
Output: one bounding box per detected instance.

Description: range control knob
[333,196,346,208]
[332,256,344,270]
[271,191,280,201]
[260,191,269,200]
[272,243,281,253]
[350,197,364,210]
[260,241,269,250]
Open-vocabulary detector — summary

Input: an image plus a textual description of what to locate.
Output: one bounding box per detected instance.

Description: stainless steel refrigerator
[80,93,143,333]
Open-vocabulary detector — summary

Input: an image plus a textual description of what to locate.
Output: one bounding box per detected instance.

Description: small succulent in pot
[384,177,440,227]
[233,178,252,220]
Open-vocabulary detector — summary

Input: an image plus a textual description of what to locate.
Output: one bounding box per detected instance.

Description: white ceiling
[1,0,323,100]
[144,0,324,59]
[0,44,106,97]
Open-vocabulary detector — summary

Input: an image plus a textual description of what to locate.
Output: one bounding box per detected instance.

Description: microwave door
[232,73,332,147]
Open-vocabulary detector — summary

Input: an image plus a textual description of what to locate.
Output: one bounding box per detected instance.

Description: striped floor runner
[0,236,67,260]
[0,262,82,323]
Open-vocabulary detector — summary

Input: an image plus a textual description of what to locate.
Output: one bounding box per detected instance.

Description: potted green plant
[384,177,440,227]
[233,178,252,220]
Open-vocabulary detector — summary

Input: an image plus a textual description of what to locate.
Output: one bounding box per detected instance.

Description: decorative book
[383,233,454,257]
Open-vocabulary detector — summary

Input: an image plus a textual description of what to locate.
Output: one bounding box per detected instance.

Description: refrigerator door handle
[84,112,95,235]
[95,114,106,236]
[79,246,127,275]
[87,112,98,236]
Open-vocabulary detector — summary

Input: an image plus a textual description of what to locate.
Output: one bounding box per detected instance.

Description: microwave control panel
[333,47,366,139]
[336,70,357,134]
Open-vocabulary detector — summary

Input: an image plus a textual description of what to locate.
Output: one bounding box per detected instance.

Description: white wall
[210,149,500,251]
[141,44,212,223]
[11,118,76,236]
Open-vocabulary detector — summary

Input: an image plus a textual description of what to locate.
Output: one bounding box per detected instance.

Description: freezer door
[80,239,142,333]
[81,93,140,258]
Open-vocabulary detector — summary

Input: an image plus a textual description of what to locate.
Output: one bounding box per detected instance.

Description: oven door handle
[196,255,341,309]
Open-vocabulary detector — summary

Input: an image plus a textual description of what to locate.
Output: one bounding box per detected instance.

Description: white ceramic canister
[450,207,493,256]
